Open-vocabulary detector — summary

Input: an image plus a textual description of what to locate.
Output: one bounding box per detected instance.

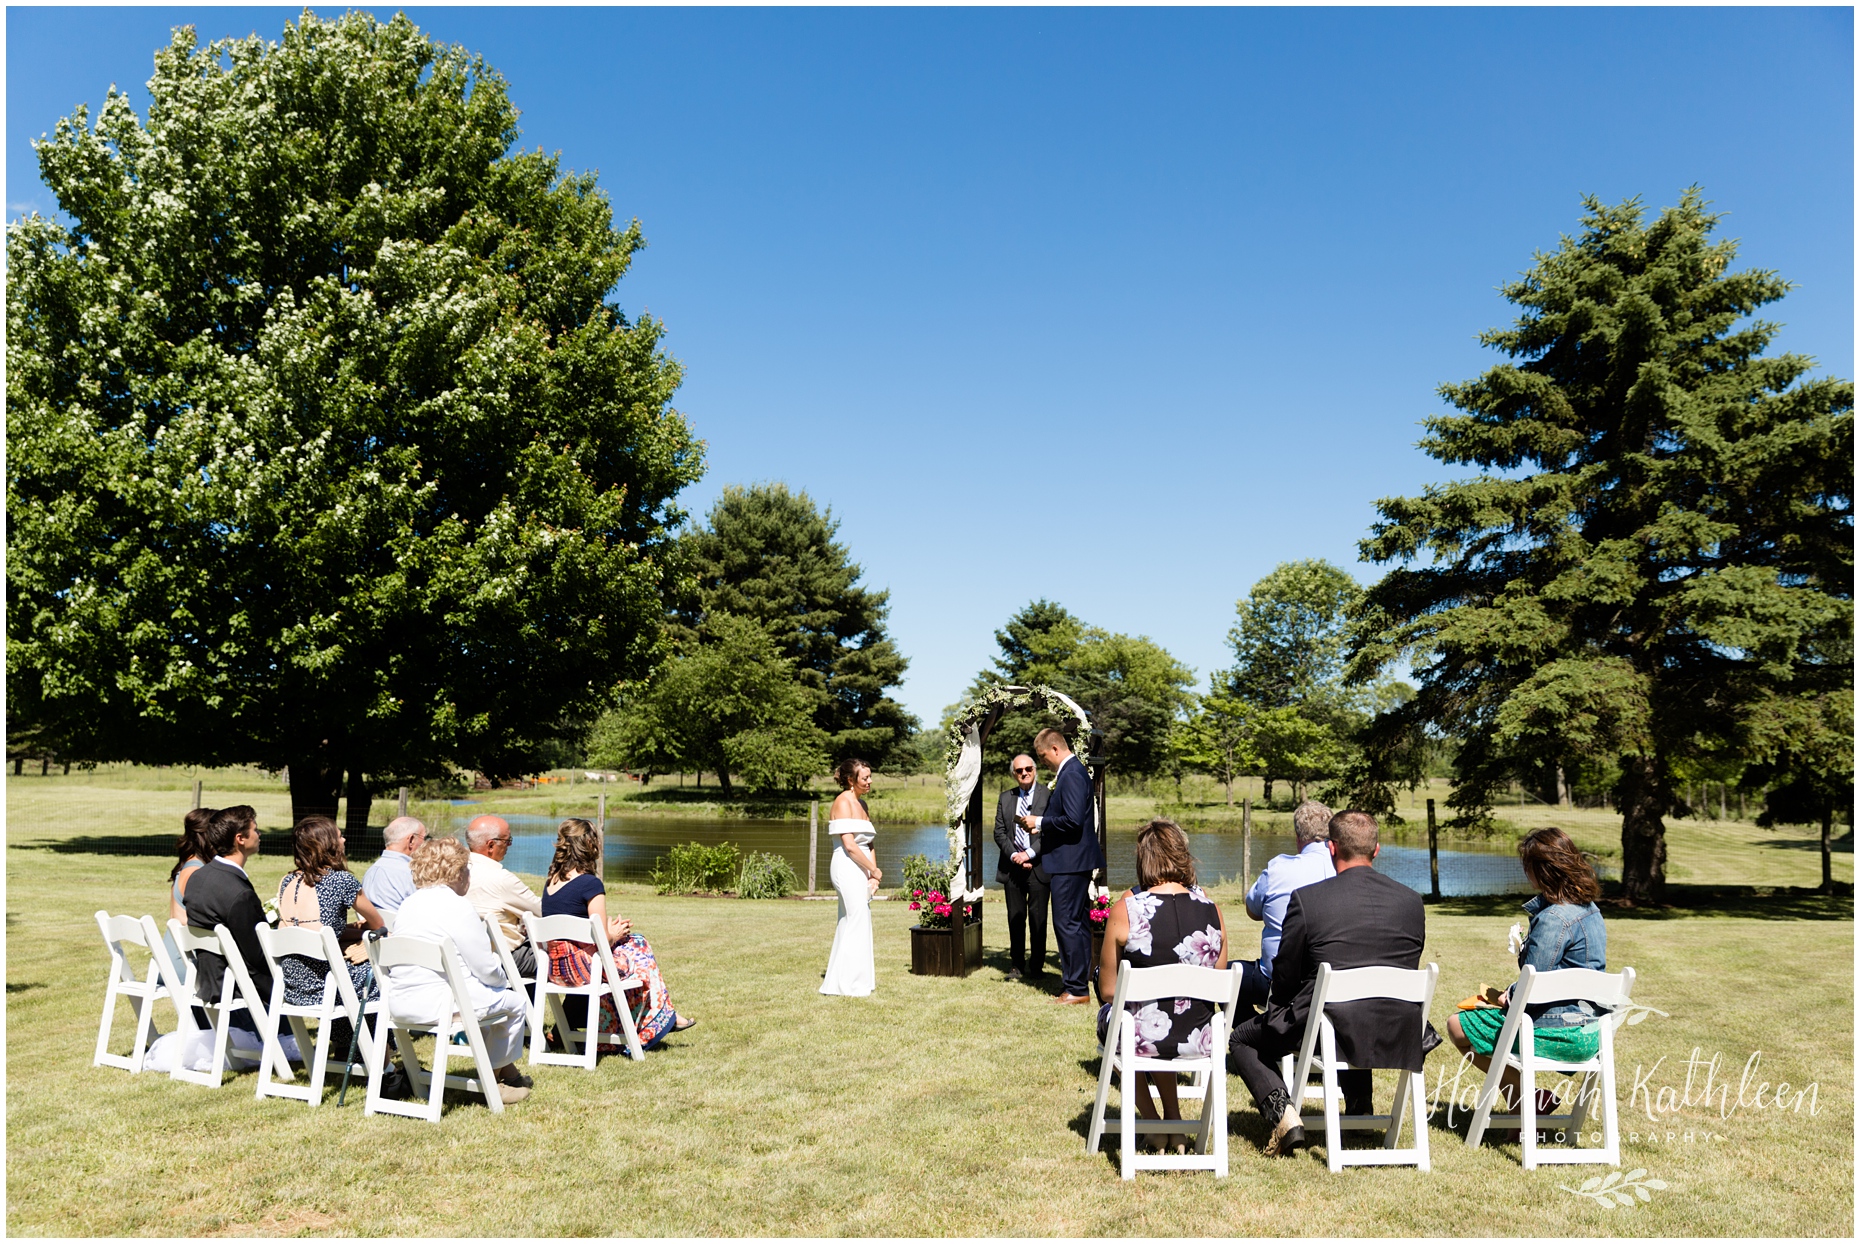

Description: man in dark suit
[181,803,274,1029]
[1226,810,1426,1156]
[1019,728,1104,1004]
[992,753,1050,981]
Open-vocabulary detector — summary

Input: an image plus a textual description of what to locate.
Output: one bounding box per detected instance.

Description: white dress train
[820,818,876,996]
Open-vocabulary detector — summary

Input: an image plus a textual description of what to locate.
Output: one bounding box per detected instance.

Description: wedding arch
[938,683,1108,910]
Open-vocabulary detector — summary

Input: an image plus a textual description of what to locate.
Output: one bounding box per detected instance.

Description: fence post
[809,798,819,894]
[397,786,408,820]
[1241,798,1252,885]
[1427,797,1441,901]
[192,779,202,812]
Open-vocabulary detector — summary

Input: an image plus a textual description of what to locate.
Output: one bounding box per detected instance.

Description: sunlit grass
[7,834,1850,1236]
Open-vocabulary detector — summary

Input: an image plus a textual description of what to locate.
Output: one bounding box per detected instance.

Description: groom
[1019,728,1104,1005]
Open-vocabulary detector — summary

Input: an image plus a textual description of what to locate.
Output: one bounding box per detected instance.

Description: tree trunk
[1821,806,1833,894]
[1263,777,1274,803]
[1224,776,1233,806]
[40,756,48,776]
[1557,764,1571,808]
[718,770,732,794]
[1617,754,1669,906]
[288,758,346,826]
[345,768,373,832]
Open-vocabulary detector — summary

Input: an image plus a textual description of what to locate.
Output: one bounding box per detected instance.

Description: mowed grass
[7,838,1851,1237]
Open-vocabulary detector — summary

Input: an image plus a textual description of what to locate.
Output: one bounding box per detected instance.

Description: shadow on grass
[1427,884,1852,922]
[21,828,387,858]
[1754,831,1854,854]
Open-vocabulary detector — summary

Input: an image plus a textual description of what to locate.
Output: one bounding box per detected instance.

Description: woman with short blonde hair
[383,835,533,1102]
[542,818,692,1050]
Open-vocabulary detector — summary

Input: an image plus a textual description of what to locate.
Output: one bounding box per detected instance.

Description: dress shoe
[1005,968,1023,982]
[496,1083,531,1105]
[1053,993,1092,1005]
[1266,1105,1306,1157]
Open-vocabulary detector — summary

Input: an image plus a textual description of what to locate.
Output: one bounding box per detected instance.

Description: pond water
[426,812,1544,897]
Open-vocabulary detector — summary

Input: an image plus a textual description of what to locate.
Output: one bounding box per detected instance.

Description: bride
[820,757,880,996]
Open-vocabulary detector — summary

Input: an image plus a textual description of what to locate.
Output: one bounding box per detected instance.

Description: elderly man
[465,814,543,981]
[1226,810,1427,1156]
[992,753,1051,982]
[1237,800,1337,1010]
[361,815,427,916]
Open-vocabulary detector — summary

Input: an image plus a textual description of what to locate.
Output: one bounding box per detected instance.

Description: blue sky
[8,7,1853,728]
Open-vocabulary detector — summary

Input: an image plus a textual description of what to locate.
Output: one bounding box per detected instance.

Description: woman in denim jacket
[1447,827,1607,1111]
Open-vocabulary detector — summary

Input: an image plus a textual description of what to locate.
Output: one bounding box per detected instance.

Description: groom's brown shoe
[1053,993,1091,1005]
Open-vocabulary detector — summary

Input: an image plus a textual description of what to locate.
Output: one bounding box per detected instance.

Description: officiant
[992,753,1050,982]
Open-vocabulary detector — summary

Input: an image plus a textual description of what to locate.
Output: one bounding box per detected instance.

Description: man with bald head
[362,815,428,916]
[465,815,543,980]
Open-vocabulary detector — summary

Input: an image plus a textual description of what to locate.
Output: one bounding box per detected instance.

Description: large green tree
[6,13,703,823]
[1352,190,1852,904]
[676,483,915,767]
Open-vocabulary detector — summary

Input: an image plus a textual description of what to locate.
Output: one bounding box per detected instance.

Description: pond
[426,813,1547,897]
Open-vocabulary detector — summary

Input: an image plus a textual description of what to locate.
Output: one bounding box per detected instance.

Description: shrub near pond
[652,841,741,894]
[736,851,799,899]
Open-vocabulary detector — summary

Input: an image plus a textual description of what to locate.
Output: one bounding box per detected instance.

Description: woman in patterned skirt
[542,818,694,1050]
[1096,819,1228,1143]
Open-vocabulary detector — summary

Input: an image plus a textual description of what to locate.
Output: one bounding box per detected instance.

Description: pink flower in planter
[908,901,921,910]
[933,903,953,917]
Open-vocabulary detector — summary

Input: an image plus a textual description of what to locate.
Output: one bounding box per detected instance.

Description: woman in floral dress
[541,818,694,1051]
[1096,819,1228,1140]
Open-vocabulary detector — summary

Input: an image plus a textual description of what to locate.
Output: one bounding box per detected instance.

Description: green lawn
[7,832,1851,1236]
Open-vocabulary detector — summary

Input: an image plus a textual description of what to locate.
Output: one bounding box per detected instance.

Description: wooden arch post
[961,704,1009,938]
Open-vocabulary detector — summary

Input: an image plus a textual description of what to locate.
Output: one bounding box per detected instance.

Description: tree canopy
[6,12,703,821]
[962,600,1195,778]
[675,483,915,767]
[588,615,829,792]
[1351,190,1853,903]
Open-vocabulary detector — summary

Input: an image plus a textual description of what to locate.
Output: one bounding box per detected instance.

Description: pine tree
[1354,190,1853,904]
[677,484,914,767]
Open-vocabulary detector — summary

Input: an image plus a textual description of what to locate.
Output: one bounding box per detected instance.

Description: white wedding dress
[820,818,876,996]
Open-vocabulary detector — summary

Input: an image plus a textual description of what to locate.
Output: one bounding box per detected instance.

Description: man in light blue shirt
[361,816,427,916]
[1239,801,1337,1010]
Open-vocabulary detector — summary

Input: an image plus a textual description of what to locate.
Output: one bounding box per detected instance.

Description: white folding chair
[1085,961,1231,1179]
[1175,963,1246,1105]
[252,924,378,1106]
[93,913,180,1072]
[363,934,504,1122]
[522,913,645,1067]
[164,919,274,1088]
[1279,962,1440,1172]
[1466,964,1636,1169]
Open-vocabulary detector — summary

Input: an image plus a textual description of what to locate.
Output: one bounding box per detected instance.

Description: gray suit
[992,783,1050,974]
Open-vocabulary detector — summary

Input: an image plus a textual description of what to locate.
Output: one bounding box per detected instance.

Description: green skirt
[1459,1006,1600,1063]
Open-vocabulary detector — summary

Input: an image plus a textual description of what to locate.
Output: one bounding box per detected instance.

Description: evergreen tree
[5,13,703,822]
[1353,190,1852,904]
[677,484,914,767]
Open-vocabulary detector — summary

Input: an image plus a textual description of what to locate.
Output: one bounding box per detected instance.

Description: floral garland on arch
[940,683,1095,902]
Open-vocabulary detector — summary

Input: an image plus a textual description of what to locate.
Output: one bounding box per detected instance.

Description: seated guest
[274,815,385,1019]
[361,815,428,916]
[164,807,217,984]
[168,807,216,927]
[1447,827,1608,1117]
[1095,819,1228,1145]
[180,804,273,1036]
[1227,810,1425,1156]
[1239,800,1336,1011]
[542,818,693,1050]
[383,837,531,1102]
[465,814,543,982]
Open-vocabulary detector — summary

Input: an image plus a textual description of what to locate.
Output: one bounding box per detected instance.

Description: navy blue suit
[1037,755,1104,996]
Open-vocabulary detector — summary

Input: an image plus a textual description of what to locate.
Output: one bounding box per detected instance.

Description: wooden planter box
[910,917,983,977]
